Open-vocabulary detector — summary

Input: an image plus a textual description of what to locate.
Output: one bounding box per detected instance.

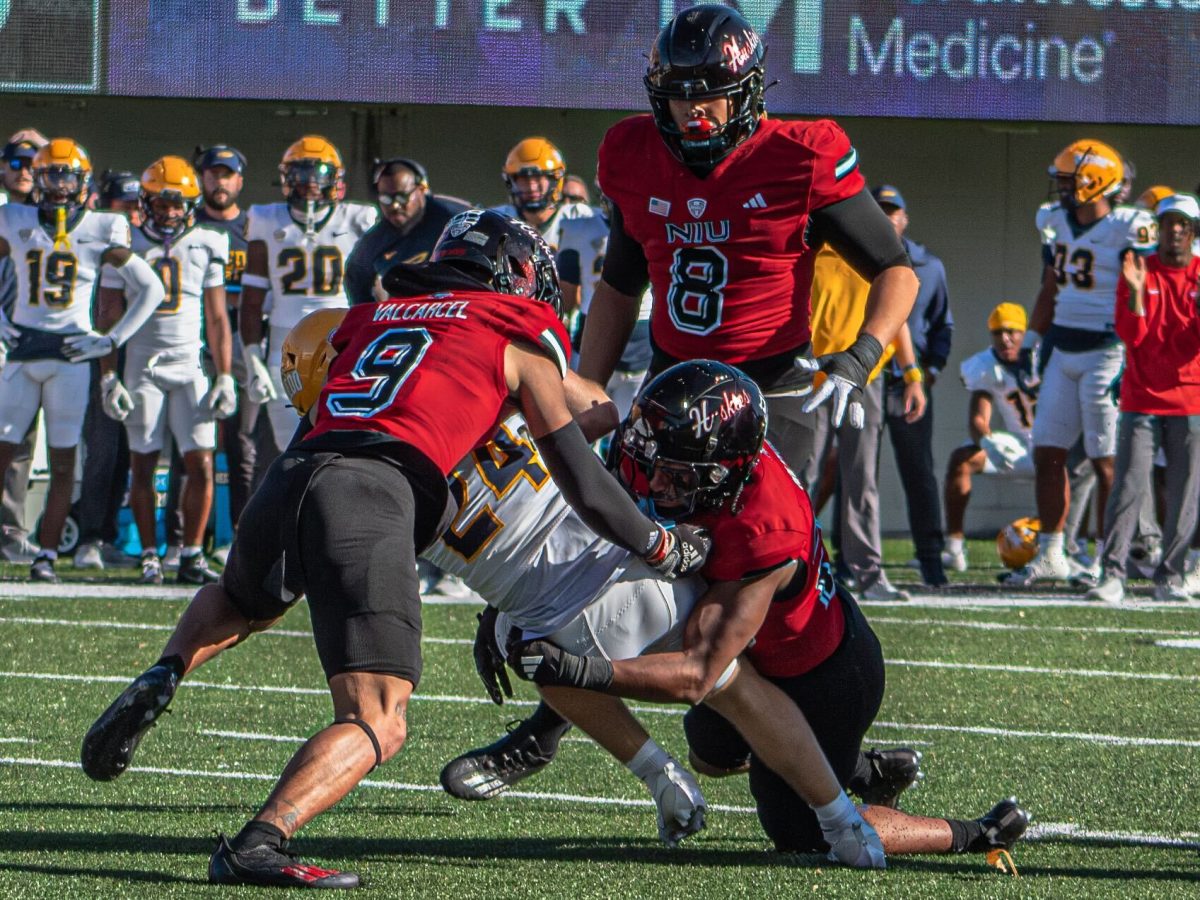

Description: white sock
[626,738,670,783]
[1038,531,1064,554]
[38,549,57,562]
[947,536,964,554]
[182,545,203,558]
[811,790,858,832]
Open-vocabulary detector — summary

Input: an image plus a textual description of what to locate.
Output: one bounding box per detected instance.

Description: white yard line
[1155,639,1200,650]
[870,616,1200,639]
[887,659,1200,683]
[871,720,1200,748]
[3,754,1197,848]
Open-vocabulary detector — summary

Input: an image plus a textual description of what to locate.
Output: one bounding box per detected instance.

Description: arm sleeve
[202,232,230,289]
[105,254,166,346]
[533,421,659,557]
[0,257,16,317]
[807,189,911,281]
[599,202,650,298]
[108,214,132,249]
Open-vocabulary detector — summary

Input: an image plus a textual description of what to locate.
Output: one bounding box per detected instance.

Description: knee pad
[333,717,383,772]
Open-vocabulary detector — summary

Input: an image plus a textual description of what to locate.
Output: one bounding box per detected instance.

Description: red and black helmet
[644,5,767,171]
[614,360,767,518]
[431,209,562,315]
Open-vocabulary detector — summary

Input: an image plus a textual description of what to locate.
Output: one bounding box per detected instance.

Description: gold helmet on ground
[997,517,1040,570]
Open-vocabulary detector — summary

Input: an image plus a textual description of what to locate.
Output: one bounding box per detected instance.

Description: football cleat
[861,572,911,602]
[645,759,707,847]
[140,553,164,585]
[439,717,566,801]
[1153,579,1192,602]
[208,834,359,889]
[81,663,178,780]
[941,547,968,573]
[30,554,57,583]
[999,548,1071,586]
[850,747,923,809]
[73,541,105,570]
[177,552,220,585]
[1085,574,1125,603]
[966,797,1030,854]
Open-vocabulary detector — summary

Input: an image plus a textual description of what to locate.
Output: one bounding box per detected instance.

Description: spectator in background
[807,245,926,602]
[193,144,271,560]
[873,186,953,586]
[73,172,145,569]
[562,174,591,205]
[0,131,47,564]
[1087,195,1200,603]
[344,157,470,305]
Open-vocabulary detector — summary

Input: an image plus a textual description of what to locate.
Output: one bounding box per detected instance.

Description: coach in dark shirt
[345,158,470,306]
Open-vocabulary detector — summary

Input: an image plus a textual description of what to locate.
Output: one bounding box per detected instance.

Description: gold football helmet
[1135,184,1175,212]
[997,517,1040,570]
[280,308,346,415]
[140,156,202,238]
[1049,140,1124,207]
[502,137,566,213]
[279,135,344,210]
[32,138,92,213]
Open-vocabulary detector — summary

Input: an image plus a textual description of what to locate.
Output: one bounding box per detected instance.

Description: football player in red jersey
[82,210,710,890]
[508,361,1030,865]
[579,4,918,462]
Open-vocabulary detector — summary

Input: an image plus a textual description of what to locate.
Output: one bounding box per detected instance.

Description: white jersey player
[1006,139,1156,587]
[423,413,702,649]
[0,138,165,582]
[943,303,1039,571]
[495,136,594,252]
[239,135,376,451]
[558,212,652,420]
[97,157,235,587]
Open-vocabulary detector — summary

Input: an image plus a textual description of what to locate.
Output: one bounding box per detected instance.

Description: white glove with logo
[100,371,134,422]
[202,373,238,420]
[645,760,707,848]
[241,343,277,404]
[825,816,887,869]
[64,331,116,362]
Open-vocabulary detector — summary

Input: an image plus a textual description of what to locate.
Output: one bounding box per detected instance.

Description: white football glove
[99,371,134,422]
[645,760,707,848]
[202,373,238,420]
[798,357,866,429]
[241,343,277,404]
[63,331,116,362]
[980,432,1024,472]
[824,815,887,869]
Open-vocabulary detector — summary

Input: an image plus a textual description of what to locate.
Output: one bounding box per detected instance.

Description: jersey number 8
[667,246,727,335]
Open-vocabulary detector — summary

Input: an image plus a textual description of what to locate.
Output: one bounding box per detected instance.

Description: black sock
[947,817,985,853]
[232,820,287,851]
[527,701,572,748]
[153,654,185,680]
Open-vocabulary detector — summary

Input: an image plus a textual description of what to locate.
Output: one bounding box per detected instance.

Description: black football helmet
[614,360,767,518]
[431,209,562,315]
[644,4,767,171]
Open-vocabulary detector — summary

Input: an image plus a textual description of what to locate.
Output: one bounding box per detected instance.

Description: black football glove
[473,606,513,706]
[508,638,615,690]
[801,334,883,429]
[644,523,711,581]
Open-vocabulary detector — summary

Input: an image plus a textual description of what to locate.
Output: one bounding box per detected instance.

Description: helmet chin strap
[53,206,71,252]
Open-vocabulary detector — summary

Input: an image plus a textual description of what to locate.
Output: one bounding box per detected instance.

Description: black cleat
[967,797,1031,853]
[81,663,178,781]
[439,717,566,800]
[178,552,220,585]
[208,834,360,889]
[851,747,924,808]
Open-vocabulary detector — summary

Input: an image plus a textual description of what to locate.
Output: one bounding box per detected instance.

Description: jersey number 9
[26,250,77,308]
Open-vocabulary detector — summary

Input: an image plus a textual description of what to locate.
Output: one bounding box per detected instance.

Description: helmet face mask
[432,209,563,315]
[645,5,766,170]
[613,360,767,519]
[279,136,344,216]
[140,156,201,241]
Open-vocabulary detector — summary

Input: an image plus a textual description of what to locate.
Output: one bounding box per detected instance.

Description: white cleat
[73,541,105,570]
[941,548,968,573]
[1085,575,1125,603]
[1153,580,1191,602]
[861,572,911,602]
[1001,548,1071,587]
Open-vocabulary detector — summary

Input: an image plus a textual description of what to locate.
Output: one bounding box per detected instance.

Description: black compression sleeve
[807,189,911,281]
[534,421,659,556]
[599,203,651,298]
[557,248,582,285]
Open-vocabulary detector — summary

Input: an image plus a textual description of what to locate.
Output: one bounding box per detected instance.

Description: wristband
[902,365,923,385]
[644,524,669,563]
